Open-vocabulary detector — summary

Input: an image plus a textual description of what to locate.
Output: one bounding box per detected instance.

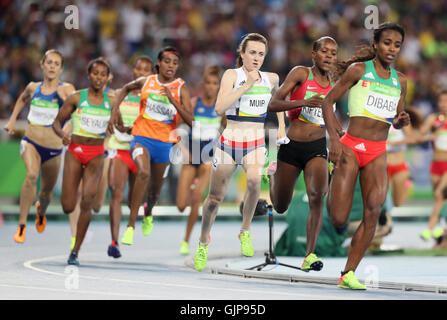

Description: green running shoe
[301,253,323,272]
[194,243,208,271]
[239,231,254,257]
[432,226,444,239]
[180,240,189,255]
[420,229,432,241]
[142,216,153,236]
[337,271,367,290]
[121,226,135,245]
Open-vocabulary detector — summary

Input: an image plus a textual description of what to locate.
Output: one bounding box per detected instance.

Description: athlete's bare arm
[392,72,409,129]
[214,69,260,115]
[52,91,80,144]
[4,82,38,135]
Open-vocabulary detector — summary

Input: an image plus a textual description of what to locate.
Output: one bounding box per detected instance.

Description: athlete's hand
[328,138,343,167]
[246,70,261,87]
[393,111,410,129]
[160,86,176,104]
[62,133,71,146]
[303,94,324,108]
[4,120,15,135]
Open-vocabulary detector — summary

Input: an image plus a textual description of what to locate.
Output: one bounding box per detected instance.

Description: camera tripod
[246,204,302,271]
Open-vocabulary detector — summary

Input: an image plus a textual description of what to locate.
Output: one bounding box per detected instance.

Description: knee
[137,168,150,182]
[273,202,288,214]
[307,189,327,207]
[80,194,95,211]
[25,172,38,185]
[177,202,187,213]
[246,175,261,193]
[329,214,349,228]
[110,185,125,203]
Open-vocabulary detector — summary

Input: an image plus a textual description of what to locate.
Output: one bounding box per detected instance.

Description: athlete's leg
[72,154,104,254]
[240,147,265,231]
[184,163,211,243]
[108,158,129,243]
[199,148,237,244]
[428,173,447,229]
[18,142,41,225]
[343,152,388,273]
[269,159,300,213]
[326,145,359,228]
[61,151,83,214]
[38,155,62,217]
[127,144,150,228]
[93,157,109,213]
[303,157,328,255]
[144,162,170,217]
[390,169,411,207]
[176,164,197,213]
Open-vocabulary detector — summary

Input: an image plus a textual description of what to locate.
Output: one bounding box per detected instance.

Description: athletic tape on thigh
[163,164,170,178]
[20,139,27,156]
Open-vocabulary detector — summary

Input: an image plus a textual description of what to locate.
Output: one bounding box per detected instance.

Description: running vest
[226,67,272,123]
[71,89,111,139]
[288,67,334,128]
[108,93,141,150]
[132,74,184,143]
[27,82,64,127]
[191,97,221,141]
[432,114,447,152]
[387,125,406,152]
[348,60,401,124]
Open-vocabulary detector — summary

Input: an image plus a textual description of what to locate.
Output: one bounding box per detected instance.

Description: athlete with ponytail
[322,22,409,290]
[4,49,75,243]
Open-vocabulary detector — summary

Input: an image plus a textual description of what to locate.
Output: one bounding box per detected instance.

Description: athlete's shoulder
[26,81,40,92]
[342,62,366,82]
[396,71,407,87]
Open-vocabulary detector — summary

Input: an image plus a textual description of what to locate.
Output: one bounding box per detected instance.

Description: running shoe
[301,253,324,272]
[194,243,209,271]
[14,224,26,243]
[35,201,46,233]
[121,226,135,245]
[107,242,121,258]
[432,226,444,239]
[67,251,80,266]
[239,231,254,257]
[420,229,432,241]
[142,215,153,236]
[180,240,189,255]
[337,271,367,290]
[70,237,76,251]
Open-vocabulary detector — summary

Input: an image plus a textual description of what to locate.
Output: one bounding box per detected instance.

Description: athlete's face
[203,75,220,99]
[133,59,153,79]
[438,94,447,114]
[158,53,179,79]
[374,29,403,65]
[313,40,337,72]
[241,41,266,71]
[88,63,109,91]
[40,53,63,80]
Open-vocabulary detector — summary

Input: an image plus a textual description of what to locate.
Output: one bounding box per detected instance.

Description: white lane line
[0,283,155,299]
[23,254,344,299]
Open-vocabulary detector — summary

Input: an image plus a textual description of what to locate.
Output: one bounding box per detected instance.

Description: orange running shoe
[14,225,26,243]
[35,202,46,233]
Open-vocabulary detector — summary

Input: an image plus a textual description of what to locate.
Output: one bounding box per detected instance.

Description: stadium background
[0,0,445,205]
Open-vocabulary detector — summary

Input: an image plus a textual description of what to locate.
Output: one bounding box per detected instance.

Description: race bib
[27,99,59,126]
[363,83,400,120]
[192,118,221,141]
[143,92,177,123]
[113,126,133,142]
[238,86,271,117]
[80,108,110,136]
[299,91,334,127]
[435,132,447,151]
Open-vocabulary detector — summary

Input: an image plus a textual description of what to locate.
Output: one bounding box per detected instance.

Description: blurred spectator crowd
[1,0,447,121]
